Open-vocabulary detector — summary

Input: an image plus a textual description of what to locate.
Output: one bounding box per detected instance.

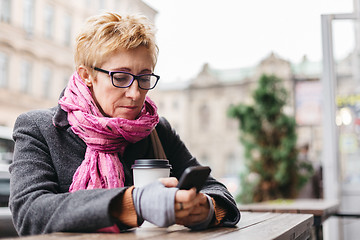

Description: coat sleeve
[9,111,129,236]
[156,117,241,227]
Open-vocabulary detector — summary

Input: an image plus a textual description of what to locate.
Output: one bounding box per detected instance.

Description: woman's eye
[113,74,131,82]
[139,77,150,82]
[114,77,128,82]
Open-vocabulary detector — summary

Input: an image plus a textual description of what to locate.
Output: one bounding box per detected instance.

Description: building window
[199,104,210,130]
[0,0,11,23]
[23,0,35,36]
[63,75,69,89]
[20,60,32,93]
[63,13,72,46]
[0,52,9,88]
[158,100,165,111]
[44,4,54,39]
[42,67,52,98]
[173,100,179,109]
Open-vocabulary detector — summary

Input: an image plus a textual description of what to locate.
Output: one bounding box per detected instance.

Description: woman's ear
[77,66,92,87]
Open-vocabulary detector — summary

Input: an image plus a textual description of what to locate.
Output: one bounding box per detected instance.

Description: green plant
[228,74,313,203]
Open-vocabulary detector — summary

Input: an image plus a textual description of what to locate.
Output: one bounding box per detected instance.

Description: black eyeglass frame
[93,67,160,90]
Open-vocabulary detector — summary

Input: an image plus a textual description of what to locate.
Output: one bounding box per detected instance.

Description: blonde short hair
[74,12,158,73]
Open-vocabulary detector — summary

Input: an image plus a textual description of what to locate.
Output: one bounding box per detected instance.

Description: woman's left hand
[174,189,210,226]
[159,177,211,226]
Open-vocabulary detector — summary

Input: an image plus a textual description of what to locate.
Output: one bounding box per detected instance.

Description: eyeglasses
[93,67,160,90]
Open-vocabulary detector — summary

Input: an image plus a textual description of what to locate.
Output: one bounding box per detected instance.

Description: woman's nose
[125,80,141,100]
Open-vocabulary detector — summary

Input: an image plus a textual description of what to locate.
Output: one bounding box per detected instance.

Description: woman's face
[89,46,154,119]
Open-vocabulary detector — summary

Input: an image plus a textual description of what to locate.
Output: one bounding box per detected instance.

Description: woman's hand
[159,177,211,227]
[174,189,210,226]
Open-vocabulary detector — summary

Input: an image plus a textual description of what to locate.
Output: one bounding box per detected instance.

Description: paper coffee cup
[131,159,172,187]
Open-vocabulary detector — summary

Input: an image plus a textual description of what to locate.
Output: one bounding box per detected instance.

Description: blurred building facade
[0,0,156,128]
[0,0,324,182]
[149,53,323,180]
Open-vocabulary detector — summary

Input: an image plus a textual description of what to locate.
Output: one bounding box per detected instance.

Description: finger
[175,188,197,203]
[176,211,209,226]
[175,201,198,219]
[175,207,193,218]
[158,177,178,188]
[187,212,209,224]
[197,193,208,204]
[184,207,201,215]
[175,201,194,214]
[178,192,206,209]
[175,200,211,219]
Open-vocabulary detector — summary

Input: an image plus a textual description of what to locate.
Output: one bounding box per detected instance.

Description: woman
[9,12,240,236]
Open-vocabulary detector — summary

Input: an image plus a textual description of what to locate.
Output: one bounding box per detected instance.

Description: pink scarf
[58,72,158,231]
[59,71,159,191]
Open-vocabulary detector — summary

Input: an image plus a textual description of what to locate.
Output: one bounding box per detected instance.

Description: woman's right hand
[132,178,178,227]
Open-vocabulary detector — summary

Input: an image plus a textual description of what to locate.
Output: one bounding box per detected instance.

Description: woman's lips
[122,106,138,109]
[121,106,139,113]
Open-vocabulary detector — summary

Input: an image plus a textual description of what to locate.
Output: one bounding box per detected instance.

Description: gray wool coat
[9,104,240,236]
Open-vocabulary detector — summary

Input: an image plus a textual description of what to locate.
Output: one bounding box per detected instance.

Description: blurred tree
[228,74,313,203]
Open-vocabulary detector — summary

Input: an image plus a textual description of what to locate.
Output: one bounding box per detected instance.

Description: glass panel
[0,178,10,195]
[44,4,54,39]
[42,67,52,98]
[0,138,13,163]
[0,0,11,23]
[333,19,360,186]
[199,104,210,131]
[20,60,32,93]
[23,0,34,35]
[63,13,72,46]
[0,52,8,88]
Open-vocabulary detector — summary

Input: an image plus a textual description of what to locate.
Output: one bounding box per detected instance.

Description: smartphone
[177,166,211,192]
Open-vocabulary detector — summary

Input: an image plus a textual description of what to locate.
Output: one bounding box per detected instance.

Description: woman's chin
[111,110,139,120]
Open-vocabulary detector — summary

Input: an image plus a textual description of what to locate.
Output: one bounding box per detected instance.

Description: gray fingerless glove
[133,181,178,227]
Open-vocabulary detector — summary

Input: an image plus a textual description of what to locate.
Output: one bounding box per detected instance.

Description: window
[199,104,210,130]
[226,113,238,131]
[172,100,179,109]
[20,60,32,93]
[63,75,69,89]
[158,100,165,110]
[0,52,9,88]
[63,13,72,46]
[42,67,52,98]
[44,4,54,39]
[0,0,11,23]
[23,0,35,36]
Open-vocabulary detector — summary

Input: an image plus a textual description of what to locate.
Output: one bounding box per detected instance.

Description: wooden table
[3,212,313,240]
[238,199,339,240]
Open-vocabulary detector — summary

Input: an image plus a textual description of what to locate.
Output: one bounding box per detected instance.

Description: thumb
[159,177,179,188]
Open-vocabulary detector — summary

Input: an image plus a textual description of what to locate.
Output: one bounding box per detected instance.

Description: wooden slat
[137,212,281,240]
[2,212,314,240]
[236,212,279,229]
[238,199,339,218]
[213,213,313,240]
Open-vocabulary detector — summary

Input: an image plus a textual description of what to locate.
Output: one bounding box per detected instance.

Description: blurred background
[0,0,359,239]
